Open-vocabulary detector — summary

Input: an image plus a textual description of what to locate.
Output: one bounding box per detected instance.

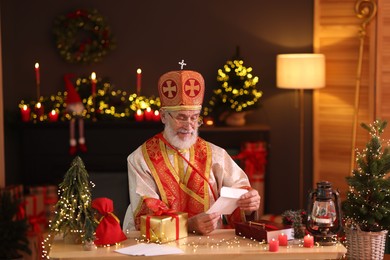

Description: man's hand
[188,212,220,235]
[237,189,260,212]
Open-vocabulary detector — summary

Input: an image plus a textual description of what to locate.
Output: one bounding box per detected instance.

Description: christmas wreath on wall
[53,9,116,64]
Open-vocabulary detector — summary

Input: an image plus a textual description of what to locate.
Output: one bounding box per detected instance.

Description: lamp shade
[276,54,325,89]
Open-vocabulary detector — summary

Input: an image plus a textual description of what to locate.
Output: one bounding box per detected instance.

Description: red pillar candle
[34,102,44,120]
[269,238,279,252]
[144,107,153,121]
[303,234,314,248]
[49,109,59,122]
[91,72,97,97]
[136,68,142,96]
[35,63,40,99]
[20,105,31,122]
[278,233,288,246]
[153,110,161,122]
[134,109,144,122]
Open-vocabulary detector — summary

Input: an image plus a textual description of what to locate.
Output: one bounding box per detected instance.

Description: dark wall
[1,0,315,215]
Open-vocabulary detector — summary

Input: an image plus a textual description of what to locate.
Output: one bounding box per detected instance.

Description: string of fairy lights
[19,76,161,123]
[344,120,390,233]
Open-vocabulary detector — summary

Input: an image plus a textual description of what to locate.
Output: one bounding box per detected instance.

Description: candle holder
[306,181,342,246]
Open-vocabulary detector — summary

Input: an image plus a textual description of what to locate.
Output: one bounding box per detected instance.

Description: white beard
[164,121,198,150]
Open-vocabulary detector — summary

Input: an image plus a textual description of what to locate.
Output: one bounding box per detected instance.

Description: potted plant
[0,191,31,259]
[342,120,390,259]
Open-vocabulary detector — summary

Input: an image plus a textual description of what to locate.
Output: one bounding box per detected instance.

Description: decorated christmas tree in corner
[342,120,390,256]
[44,156,97,256]
[203,47,262,125]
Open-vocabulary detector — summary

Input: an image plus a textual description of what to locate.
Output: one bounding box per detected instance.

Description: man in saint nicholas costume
[123,68,260,235]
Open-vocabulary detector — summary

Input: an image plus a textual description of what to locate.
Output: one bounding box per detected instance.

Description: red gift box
[24,193,46,233]
[0,184,24,200]
[29,185,58,225]
[232,141,267,216]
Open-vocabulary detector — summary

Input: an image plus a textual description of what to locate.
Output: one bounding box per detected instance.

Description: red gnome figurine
[64,74,87,155]
[92,197,127,246]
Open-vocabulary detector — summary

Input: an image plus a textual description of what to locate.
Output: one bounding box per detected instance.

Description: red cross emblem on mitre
[158,70,205,111]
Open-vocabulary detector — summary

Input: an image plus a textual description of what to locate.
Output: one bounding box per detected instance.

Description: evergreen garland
[19,75,161,122]
[343,120,390,232]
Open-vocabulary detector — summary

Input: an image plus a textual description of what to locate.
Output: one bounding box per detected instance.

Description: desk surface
[49,230,347,260]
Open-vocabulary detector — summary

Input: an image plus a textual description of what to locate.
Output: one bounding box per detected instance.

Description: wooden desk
[49,230,347,260]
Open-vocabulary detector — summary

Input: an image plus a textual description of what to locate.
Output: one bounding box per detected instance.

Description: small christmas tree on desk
[343,120,390,258]
[44,156,97,257]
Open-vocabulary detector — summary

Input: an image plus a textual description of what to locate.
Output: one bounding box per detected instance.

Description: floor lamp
[276,53,326,209]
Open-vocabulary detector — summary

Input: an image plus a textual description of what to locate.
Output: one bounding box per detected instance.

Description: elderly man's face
[162,110,202,149]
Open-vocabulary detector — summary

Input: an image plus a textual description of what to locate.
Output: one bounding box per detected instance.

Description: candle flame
[136,109,142,115]
[91,72,96,80]
[51,110,56,115]
[154,110,159,116]
[35,63,39,69]
[137,68,142,74]
[146,107,151,112]
[23,105,28,110]
[36,102,41,109]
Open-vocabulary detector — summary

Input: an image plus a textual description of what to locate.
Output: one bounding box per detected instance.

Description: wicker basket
[345,227,388,260]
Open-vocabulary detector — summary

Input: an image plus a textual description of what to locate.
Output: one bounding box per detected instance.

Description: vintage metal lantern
[306,181,342,245]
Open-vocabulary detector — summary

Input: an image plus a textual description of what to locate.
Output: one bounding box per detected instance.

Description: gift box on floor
[140,212,188,243]
[24,193,47,232]
[235,220,293,243]
[0,184,24,200]
[29,185,58,225]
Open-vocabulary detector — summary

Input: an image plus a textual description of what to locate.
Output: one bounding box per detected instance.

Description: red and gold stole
[134,133,212,226]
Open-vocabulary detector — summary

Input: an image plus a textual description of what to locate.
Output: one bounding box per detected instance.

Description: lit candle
[20,105,31,122]
[134,109,144,122]
[49,109,59,122]
[35,63,40,99]
[278,233,288,246]
[34,102,44,120]
[303,234,314,248]
[153,110,161,122]
[144,107,153,121]
[269,238,279,252]
[91,72,97,97]
[136,68,142,96]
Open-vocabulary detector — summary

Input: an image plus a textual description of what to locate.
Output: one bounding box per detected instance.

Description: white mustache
[177,129,193,134]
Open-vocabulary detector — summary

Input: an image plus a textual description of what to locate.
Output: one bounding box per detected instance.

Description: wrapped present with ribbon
[22,193,46,260]
[29,185,58,225]
[140,198,188,243]
[24,193,47,233]
[0,184,24,200]
[235,220,293,243]
[92,197,127,246]
[232,141,267,216]
[0,184,25,220]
